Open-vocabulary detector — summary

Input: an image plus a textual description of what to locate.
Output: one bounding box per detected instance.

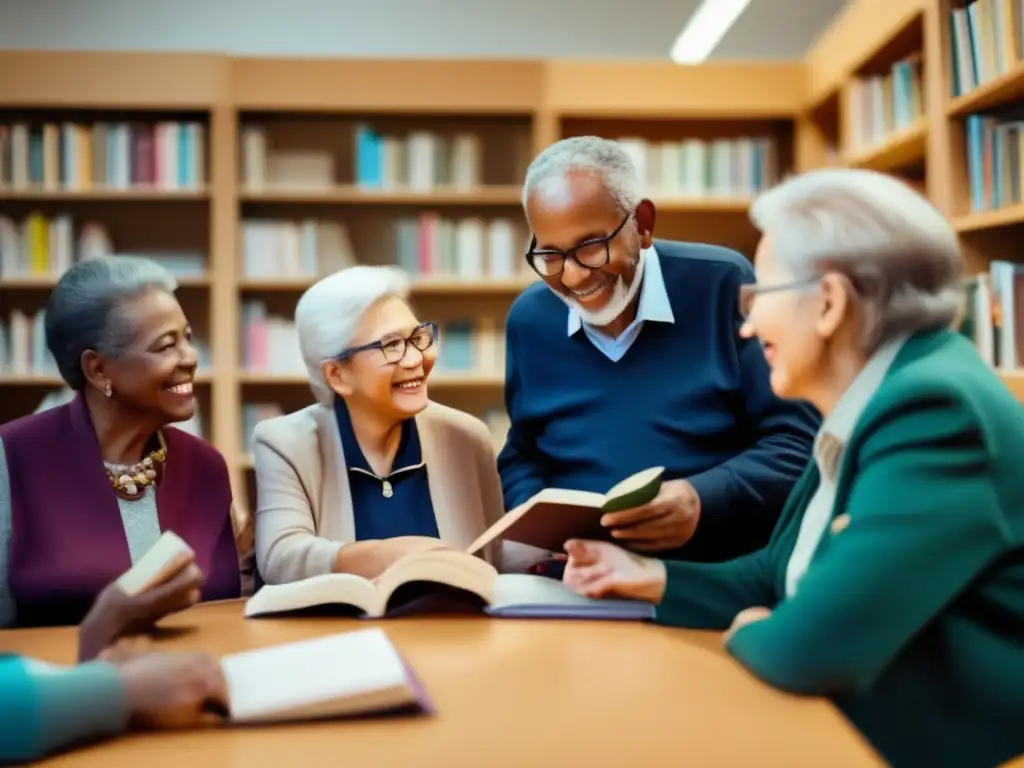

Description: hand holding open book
[467,466,665,554]
[245,546,653,621]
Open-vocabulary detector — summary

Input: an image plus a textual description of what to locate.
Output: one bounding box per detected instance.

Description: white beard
[556,249,646,330]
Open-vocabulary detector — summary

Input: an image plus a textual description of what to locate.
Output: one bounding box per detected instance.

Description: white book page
[222,628,411,723]
[115,531,194,596]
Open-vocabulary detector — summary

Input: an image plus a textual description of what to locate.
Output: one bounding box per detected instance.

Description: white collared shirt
[567,245,675,362]
[784,333,910,598]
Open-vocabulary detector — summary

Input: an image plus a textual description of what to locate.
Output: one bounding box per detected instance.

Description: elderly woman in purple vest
[0,255,250,630]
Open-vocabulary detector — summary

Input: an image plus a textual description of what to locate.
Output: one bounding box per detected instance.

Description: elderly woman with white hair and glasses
[252,265,522,585]
[0,256,246,646]
[559,169,1024,767]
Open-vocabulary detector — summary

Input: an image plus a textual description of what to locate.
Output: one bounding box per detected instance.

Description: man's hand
[599,479,701,552]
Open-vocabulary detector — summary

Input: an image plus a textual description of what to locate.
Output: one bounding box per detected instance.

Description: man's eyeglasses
[525,214,631,278]
[332,322,439,365]
[739,278,820,319]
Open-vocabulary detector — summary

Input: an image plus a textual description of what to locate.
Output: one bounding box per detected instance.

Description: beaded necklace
[105,431,168,501]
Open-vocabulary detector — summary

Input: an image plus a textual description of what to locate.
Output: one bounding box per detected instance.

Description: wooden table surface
[0,600,882,767]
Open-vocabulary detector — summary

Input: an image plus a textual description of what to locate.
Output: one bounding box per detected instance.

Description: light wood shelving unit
[4,28,1018,513]
[0,53,805,513]
[805,0,1024,402]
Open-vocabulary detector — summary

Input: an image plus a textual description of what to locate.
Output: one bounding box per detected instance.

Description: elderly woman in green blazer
[563,168,1024,768]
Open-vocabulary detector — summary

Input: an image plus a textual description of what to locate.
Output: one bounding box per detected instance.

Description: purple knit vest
[1,393,241,627]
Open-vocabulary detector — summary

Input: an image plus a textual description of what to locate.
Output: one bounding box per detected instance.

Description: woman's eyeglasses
[332,321,439,364]
[738,278,821,318]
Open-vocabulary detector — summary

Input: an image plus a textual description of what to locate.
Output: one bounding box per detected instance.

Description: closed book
[221,628,430,723]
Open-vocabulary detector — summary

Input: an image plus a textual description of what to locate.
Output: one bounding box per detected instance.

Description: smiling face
[525,170,654,331]
[83,287,199,424]
[324,294,437,421]
[740,234,831,402]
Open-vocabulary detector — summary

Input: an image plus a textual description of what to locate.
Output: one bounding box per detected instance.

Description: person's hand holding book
[598,479,701,552]
[112,651,228,730]
[78,552,203,661]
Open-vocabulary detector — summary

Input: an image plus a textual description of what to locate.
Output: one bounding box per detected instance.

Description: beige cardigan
[252,400,509,584]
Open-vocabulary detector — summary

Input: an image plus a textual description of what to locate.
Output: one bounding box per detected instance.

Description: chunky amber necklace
[105,431,168,501]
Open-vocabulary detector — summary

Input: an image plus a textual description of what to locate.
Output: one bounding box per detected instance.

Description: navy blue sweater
[497,240,820,562]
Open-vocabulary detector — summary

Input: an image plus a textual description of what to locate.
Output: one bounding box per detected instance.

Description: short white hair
[295,265,412,405]
[750,168,965,351]
[522,136,641,213]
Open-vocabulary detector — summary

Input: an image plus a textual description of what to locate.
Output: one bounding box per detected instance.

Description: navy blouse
[333,398,440,541]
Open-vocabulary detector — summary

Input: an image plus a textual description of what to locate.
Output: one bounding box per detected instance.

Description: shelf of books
[0,53,811,514]
[0,109,215,437]
[806,0,1024,402]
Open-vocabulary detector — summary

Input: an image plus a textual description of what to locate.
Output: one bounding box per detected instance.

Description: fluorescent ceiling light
[670,0,754,64]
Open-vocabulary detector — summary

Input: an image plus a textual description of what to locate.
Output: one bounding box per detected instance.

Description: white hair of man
[522,135,642,213]
[295,265,412,405]
[749,168,965,352]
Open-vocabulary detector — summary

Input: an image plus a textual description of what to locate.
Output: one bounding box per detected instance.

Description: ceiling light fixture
[669,0,755,64]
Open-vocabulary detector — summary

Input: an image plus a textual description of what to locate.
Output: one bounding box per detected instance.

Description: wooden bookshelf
[805,0,1024,401]
[0,52,808,515]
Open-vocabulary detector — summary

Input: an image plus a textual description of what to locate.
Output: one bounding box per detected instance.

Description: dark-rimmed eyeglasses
[739,278,820,319]
[331,321,438,365]
[525,214,631,277]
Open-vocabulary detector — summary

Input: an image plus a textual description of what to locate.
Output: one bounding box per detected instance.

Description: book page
[488,573,656,621]
[243,573,377,618]
[115,531,194,596]
[222,628,416,723]
[376,549,499,612]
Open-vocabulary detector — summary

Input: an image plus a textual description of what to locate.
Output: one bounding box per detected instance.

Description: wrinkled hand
[79,554,204,661]
[723,606,772,644]
[600,479,701,552]
[561,539,667,604]
[334,536,448,579]
[113,651,229,730]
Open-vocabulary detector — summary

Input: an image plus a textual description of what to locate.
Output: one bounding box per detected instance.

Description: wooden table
[0,600,882,767]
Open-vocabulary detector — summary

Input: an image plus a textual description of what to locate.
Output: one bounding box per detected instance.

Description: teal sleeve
[654,551,776,629]
[653,467,814,629]
[0,654,129,763]
[725,387,1009,695]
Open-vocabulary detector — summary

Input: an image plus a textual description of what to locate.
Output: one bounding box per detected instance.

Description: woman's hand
[79,554,204,661]
[111,651,229,730]
[332,536,448,579]
[562,539,668,604]
[723,606,773,644]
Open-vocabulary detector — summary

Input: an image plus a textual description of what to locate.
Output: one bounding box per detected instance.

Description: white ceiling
[0,0,848,60]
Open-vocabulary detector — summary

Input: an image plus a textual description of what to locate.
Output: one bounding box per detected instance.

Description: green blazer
[656,329,1024,768]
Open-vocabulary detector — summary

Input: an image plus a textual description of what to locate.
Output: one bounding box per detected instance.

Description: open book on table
[467,466,665,554]
[115,530,195,596]
[221,627,430,724]
[244,547,654,621]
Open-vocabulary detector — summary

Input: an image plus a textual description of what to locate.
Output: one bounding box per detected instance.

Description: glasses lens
[380,338,406,363]
[738,286,755,318]
[529,252,564,276]
[574,241,608,269]
[409,325,436,351]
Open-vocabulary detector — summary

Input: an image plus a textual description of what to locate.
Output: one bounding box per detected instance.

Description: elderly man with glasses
[499,136,819,564]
